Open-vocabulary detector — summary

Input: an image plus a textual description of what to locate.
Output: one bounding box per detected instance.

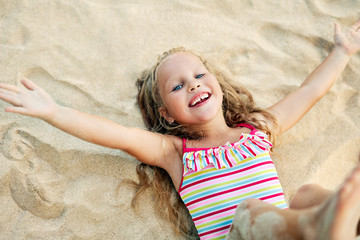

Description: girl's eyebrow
[163,77,178,91]
[166,74,182,85]
[168,79,183,91]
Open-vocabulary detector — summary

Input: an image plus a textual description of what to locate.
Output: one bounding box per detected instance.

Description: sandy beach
[1,0,360,239]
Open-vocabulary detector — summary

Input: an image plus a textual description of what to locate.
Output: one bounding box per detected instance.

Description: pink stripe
[203,228,229,239]
[205,153,210,165]
[239,150,247,159]
[199,224,231,238]
[193,205,237,222]
[186,153,190,170]
[187,180,281,211]
[193,153,198,171]
[259,192,284,201]
[215,151,221,168]
[225,150,234,167]
[180,164,274,196]
[262,195,286,205]
[195,207,236,226]
[181,160,274,191]
[250,138,266,151]
[244,144,256,156]
[184,164,214,177]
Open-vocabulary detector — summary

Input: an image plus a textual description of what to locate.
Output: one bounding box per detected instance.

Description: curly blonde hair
[131,47,276,238]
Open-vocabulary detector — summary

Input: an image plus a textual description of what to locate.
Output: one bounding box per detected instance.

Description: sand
[0,0,359,239]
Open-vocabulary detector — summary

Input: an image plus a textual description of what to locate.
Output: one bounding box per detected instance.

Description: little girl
[1,21,360,239]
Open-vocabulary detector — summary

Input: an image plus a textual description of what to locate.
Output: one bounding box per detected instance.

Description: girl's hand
[0,78,57,121]
[334,21,360,56]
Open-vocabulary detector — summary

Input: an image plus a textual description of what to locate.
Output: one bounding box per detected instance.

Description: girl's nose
[188,83,200,92]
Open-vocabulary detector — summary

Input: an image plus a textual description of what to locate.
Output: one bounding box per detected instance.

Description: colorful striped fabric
[178,124,287,240]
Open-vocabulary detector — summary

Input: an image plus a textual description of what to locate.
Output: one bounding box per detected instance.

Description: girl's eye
[172,85,183,91]
[195,74,205,79]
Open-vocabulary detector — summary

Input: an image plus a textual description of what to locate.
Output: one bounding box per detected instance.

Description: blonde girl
[1,22,360,239]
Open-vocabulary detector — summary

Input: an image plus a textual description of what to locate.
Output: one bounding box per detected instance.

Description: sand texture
[1,0,360,239]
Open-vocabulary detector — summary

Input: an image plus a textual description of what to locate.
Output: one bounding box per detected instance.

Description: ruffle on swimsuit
[182,127,272,176]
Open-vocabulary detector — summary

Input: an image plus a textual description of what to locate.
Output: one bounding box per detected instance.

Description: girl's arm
[266,21,360,135]
[0,78,177,168]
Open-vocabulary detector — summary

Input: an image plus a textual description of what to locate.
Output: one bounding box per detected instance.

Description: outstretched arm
[0,78,177,168]
[266,21,360,135]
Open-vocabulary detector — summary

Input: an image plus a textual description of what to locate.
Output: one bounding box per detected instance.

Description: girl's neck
[186,120,248,149]
[188,114,231,141]
[184,112,253,149]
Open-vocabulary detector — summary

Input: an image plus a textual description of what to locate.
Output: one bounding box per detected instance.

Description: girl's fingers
[21,78,38,91]
[0,78,38,92]
[0,92,21,106]
[334,23,340,35]
[350,20,360,32]
[0,83,20,93]
[5,106,28,115]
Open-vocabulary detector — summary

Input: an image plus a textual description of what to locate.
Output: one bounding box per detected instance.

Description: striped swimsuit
[178,124,287,239]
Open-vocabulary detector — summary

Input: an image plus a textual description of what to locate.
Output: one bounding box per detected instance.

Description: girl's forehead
[159,52,201,68]
[157,52,203,81]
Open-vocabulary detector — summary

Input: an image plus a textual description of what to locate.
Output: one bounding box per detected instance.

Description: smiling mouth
[189,93,211,107]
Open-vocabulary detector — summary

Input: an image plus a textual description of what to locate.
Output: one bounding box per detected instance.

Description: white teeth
[190,93,209,107]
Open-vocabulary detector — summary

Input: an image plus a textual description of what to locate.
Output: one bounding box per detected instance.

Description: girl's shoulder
[169,134,183,153]
[162,134,183,158]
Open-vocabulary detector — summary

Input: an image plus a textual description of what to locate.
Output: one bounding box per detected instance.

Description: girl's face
[157,52,224,126]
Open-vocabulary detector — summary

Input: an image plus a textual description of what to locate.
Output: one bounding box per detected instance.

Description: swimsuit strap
[182,138,187,154]
[237,123,257,134]
[182,123,257,152]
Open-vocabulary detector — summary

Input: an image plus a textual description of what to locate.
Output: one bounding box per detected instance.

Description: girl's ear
[158,107,174,124]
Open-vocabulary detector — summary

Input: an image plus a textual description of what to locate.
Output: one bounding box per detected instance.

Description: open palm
[334,21,360,56]
[0,78,57,121]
